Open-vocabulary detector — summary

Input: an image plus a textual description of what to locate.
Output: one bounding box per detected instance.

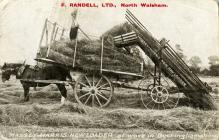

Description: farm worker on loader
[69,9,79,40]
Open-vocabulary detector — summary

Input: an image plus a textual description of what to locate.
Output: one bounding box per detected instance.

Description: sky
[0,0,218,68]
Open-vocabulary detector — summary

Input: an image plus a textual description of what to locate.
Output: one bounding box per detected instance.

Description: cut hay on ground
[0,102,218,131]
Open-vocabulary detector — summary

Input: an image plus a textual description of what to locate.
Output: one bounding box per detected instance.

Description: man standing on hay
[70,9,79,41]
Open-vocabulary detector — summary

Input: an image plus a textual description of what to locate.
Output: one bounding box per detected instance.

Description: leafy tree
[175,44,187,62]
[189,56,202,73]
[207,55,219,76]
[208,55,219,65]
[209,64,219,76]
[200,68,209,75]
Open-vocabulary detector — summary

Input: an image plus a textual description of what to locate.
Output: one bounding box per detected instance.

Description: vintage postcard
[0,0,218,140]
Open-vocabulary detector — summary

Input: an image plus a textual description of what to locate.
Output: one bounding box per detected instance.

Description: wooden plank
[114,34,136,40]
[114,37,138,43]
[114,37,138,44]
[112,81,147,90]
[114,42,137,48]
[114,36,137,42]
[101,68,144,78]
[114,36,138,41]
[53,26,59,41]
[114,39,138,45]
[46,22,57,57]
[60,29,65,39]
[34,58,65,66]
[20,79,74,85]
[113,32,136,39]
[114,34,137,41]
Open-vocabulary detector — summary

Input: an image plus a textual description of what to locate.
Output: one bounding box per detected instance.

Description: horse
[1,62,73,103]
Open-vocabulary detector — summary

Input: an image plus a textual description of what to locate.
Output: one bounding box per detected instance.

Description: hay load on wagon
[33,10,217,110]
[37,22,142,74]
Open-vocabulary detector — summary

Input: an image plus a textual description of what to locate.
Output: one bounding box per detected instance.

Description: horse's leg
[56,84,67,104]
[22,84,30,102]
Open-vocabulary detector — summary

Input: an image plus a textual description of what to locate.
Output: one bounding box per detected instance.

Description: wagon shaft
[113,10,217,110]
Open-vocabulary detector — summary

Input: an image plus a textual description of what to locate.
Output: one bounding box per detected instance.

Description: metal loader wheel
[149,85,179,109]
[139,80,179,110]
[74,74,114,107]
[151,86,169,104]
[139,83,156,109]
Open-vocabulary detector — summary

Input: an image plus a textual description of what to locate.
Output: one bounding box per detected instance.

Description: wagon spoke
[150,91,155,95]
[92,95,95,107]
[95,77,102,87]
[151,102,156,109]
[141,91,151,99]
[154,87,158,93]
[97,83,109,89]
[79,92,91,99]
[145,100,153,107]
[143,94,151,100]
[164,101,171,108]
[140,91,152,108]
[95,94,102,107]
[97,91,108,101]
[84,75,91,87]
[77,89,89,92]
[168,99,175,104]
[92,75,95,86]
[157,97,160,102]
[84,94,92,105]
[78,82,89,87]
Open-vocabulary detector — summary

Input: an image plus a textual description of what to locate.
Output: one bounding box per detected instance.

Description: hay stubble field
[0,75,218,140]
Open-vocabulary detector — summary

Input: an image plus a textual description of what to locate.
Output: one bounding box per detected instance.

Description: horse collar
[17,65,26,78]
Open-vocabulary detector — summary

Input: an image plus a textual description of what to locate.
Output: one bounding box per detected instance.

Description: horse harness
[17,65,40,79]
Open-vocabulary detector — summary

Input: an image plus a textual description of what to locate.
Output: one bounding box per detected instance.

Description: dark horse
[1,62,72,103]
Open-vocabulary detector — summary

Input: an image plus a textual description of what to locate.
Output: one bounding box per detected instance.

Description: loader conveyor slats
[114,10,210,94]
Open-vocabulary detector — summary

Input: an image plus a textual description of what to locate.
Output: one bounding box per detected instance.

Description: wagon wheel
[74,74,113,107]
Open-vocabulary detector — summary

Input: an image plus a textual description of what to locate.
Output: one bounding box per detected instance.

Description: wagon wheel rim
[74,74,113,107]
[140,84,179,110]
[140,83,157,109]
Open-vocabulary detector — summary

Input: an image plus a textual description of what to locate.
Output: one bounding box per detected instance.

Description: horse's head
[1,68,13,82]
[1,62,25,82]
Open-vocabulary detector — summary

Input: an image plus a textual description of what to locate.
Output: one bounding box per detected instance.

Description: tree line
[175,44,219,76]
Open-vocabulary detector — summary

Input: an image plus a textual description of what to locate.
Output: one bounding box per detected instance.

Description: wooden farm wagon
[22,10,217,110]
